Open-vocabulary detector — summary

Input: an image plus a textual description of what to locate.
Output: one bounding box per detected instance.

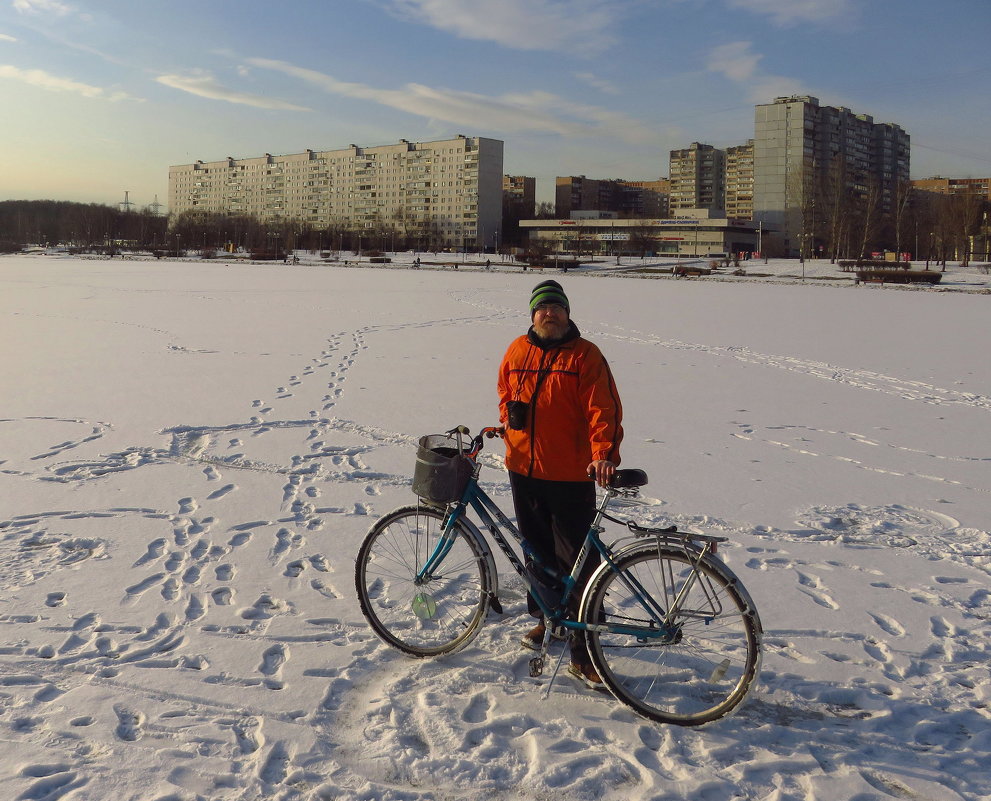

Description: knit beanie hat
[529,280,570,316]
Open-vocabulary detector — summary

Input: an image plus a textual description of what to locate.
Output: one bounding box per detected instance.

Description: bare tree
[946,191,986,267]
[627,221,655,258]
[892,180,913,262]
[535,201,556,219]
[855,177,883,263]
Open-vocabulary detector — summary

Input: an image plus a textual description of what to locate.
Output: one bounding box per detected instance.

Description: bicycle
[355,426,763,726]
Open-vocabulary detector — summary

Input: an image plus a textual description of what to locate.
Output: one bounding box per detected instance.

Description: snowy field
[1,252,989,801]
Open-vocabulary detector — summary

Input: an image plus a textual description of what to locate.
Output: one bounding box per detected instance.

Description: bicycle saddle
[611,469,648,488]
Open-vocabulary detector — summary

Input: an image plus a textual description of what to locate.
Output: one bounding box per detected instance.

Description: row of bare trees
[0,200,489,257]
[790,161,988,265]
[167,209,478,256]
[4,193,986,264]
[0,200,168,252]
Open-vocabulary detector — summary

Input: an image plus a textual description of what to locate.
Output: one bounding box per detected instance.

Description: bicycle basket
[411,433,474,503]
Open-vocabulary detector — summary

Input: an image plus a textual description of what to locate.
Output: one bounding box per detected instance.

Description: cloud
[726,0,853,26]
[0,33,18,42]
[247,57,654,143]
[575,72,621,95]
[13,0,73,14]
[707,41,806,102]
[386,0,620,51]
[707,41,762,82]
[155,71,311,111]
[0,63,131,99]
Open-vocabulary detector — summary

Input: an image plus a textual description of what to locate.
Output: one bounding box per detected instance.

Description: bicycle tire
[355,505,491,657]
[583,546,761,726]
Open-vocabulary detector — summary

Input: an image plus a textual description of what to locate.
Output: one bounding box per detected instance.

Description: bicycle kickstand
[527,630,569,699]
[541,648,569,700]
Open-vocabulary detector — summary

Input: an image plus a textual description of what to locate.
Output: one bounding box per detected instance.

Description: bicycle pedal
[528,656,544,677]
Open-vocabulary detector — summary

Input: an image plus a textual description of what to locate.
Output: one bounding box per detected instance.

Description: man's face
[532,302,569,341]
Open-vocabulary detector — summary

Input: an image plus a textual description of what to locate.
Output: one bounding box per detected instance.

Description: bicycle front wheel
[355,505,491,657]
[583,547,761,726]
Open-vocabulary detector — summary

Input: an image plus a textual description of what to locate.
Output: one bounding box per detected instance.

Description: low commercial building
[519,209,759,257]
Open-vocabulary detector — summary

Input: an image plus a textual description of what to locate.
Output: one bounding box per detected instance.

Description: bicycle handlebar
[445,425,504,459]
[449,426,644,493]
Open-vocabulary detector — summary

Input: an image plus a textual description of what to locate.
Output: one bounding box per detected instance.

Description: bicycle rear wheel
[356,505,491,657]
[583,546,761,726]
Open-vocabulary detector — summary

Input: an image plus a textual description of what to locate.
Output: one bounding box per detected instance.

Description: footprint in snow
[207,484,237,500]
[285,560,305,578]
[45,592,66,607]
[211,587,235,606]
[134,538,167,566]
[868,612,906,637]
[259,741,292,784]
[260,644,288,677]
[185,594,206,621]
[233,716,265,754]
[114,704,145,741]
[462,693,492,724]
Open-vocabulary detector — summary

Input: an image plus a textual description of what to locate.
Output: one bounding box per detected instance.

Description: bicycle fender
[455,515,501,613]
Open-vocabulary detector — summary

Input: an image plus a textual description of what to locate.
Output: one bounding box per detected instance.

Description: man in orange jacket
[497,279,624,689]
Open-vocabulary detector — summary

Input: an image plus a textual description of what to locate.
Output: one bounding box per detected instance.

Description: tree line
[0,200,169,253]
[2,191,986,263]
[791,167,988,266]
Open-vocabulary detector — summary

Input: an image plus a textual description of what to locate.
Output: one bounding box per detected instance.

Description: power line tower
[148,195,163,216]
[119,190,135,213]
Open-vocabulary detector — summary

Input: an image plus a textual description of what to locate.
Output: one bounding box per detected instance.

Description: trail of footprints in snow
[4,326,406,791]
[747,530,986,683]
[732,422,991,496]
[117,328,368,627]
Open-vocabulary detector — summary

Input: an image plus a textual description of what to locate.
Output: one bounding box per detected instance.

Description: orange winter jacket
[498,322,623,482]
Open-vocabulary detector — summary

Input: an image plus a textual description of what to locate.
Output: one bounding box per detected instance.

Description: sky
[1,0,989,210]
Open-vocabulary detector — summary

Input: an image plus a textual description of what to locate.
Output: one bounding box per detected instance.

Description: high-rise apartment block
[724,140,754,220]
[620,179,671,217]
[753,96,909,255]
[168,136,504,248]
[503,175,536,217]
[555,176,669,218]
[669,143,725,213]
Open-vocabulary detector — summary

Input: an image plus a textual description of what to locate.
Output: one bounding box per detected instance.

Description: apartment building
[753,96,909,254]
[555,176,669,218]
[503,175,536,218]
[620,178,671,217]
[911,176,991,200]
[168,136,504,249]
[724,140,754,220]
[669,143,725,213]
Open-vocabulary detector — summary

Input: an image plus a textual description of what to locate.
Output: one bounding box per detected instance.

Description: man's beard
[534,319,568,342]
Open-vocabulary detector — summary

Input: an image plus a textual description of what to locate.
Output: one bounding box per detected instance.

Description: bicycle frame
[415,465,704,642]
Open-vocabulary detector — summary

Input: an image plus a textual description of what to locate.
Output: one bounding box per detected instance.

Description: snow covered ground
[1,252,989,801]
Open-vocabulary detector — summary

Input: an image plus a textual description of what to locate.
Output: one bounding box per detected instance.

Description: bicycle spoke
[584,547,761,725]
[356,506,490,657]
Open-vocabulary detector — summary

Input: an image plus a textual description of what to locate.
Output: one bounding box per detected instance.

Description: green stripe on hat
[529,280,569,313]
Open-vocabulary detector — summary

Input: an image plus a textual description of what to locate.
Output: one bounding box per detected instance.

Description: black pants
[509,471,599,663]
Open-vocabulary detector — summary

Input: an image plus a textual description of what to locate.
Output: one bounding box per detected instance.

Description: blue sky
[2,0,989,209]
